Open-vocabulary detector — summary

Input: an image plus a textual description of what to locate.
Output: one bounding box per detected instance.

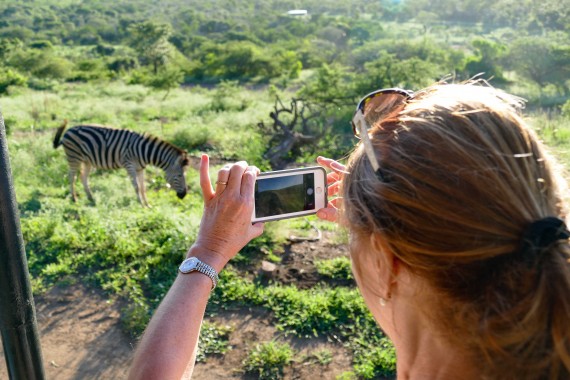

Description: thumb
[249,223,265,240]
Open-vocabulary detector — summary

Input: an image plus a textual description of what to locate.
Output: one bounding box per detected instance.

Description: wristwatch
[179,257,219,290]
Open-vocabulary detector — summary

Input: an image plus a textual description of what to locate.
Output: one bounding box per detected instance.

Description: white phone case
[252,166,328,223]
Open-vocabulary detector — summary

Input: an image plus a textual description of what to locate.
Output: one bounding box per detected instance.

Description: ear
[369,234,400,289]
[181,154,190,167]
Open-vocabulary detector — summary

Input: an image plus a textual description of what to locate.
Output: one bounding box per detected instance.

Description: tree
[146,67,183,101]
[0,37,22,64]
[507,36,570,95]
[297,64,352,105]
[129,21,174,74]
[355,52,441,93]
[464,38,506,82]
[258,97,326,169]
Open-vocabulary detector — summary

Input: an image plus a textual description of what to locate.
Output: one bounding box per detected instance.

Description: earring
[379,291,391,307]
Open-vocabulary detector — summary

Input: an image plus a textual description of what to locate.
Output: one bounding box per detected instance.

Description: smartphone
[252,166,327,223]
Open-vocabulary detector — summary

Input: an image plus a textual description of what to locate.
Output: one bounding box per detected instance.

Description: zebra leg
[68,164,80,202]
[80,163,95,204]
[125,166,145,206]
[137,170,150,207]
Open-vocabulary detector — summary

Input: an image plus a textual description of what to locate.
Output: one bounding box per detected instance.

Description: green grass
[211,268,396,378]
[3,81,569,379]
[2,80,273,165]
[531,110,570,166]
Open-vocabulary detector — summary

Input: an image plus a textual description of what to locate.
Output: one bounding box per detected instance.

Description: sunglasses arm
[355,114,381,173]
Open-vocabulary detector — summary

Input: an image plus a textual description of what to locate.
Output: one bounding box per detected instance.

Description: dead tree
[258,97,328,169]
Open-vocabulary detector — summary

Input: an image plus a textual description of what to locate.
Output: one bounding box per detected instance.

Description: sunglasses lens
[352,89,412,138]
[362,92,408,127]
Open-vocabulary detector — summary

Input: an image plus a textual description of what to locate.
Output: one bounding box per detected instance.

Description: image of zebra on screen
[53,120,190,207]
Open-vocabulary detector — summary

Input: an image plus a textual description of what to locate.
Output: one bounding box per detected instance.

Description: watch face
[180,257,199,273]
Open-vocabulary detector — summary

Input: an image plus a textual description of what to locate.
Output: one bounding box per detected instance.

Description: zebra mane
[141,131,186,156]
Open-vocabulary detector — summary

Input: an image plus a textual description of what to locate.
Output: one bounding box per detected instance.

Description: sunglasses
[351,88,413,176]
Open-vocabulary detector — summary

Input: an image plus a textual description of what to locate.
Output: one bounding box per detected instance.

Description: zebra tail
[53,119,69,149]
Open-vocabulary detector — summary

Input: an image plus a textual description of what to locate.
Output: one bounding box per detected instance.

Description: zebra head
[165,153,190,199]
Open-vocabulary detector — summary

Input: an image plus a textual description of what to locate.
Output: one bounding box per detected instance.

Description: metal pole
[0,109,45,379]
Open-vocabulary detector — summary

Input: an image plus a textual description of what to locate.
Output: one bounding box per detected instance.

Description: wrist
[185,245,229,273]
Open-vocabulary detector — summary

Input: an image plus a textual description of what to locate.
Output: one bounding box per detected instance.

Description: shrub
[171,125,212,151]
[197,322,233,362]
[315,256,353,281]
[243,341,294,380]
[0,68,27,94]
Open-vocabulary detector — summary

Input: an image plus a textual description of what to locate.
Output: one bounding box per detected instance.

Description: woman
[128,82,570,379]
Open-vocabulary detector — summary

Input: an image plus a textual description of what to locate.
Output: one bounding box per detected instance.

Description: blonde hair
[343,82,570,379]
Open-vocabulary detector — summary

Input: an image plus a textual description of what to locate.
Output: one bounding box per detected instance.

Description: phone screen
[254,173,315,218]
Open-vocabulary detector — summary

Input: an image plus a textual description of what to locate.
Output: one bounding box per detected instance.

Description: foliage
[463,37,506,81]
[210,268,397,376]
[145,67,184,100]
[0,68,27,94]
[128,21,174,74]
[197,322,233,362]
[302,348,333,366]
[507,35,570,96]
[243,341,294,380]
[1,1,569,377]
[0,0,566,99]
[315,257,353,281]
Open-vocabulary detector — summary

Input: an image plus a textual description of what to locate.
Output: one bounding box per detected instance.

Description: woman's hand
[190,154,264,271]
[316,156,346,223]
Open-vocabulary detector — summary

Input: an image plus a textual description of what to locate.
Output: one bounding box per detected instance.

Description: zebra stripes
[53,120,189,206]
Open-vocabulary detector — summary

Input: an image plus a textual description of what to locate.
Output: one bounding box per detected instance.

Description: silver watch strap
[196,261,219,290]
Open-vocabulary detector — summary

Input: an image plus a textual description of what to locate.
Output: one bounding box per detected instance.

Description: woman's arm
[128,155,264,380]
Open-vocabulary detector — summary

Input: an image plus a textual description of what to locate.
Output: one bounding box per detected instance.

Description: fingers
[317,198,341,223]
[212,161,257,199]
[226,161,248,192]
[240,166,259,198]
[317,156,347,175]
[327,182,340,198]
[215,164,231,193]
[200,154,214,201]
[327,171,340,185]
[316,158,343,224]
[329,197,342,209]
[317,207,338,223]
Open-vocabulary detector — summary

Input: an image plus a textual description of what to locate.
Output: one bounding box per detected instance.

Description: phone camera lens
[307,188,314,195]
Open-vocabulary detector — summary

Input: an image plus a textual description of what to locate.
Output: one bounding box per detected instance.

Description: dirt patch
[0,283,135,380]
[1,232,357,379]
[273,233,354,289]
[194,307,353,379]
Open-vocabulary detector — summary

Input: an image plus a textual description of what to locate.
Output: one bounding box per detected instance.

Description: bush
[315,257,353,281]
[71,59,109,81]
[29,40,53,50]
[197,322,233,362]
[171,125,212,151]
[243,341,294,380]
[0,68,27,94]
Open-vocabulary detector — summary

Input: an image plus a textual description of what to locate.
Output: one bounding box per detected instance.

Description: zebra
[53,120,190,206]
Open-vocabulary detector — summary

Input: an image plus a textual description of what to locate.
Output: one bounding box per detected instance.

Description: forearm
[128,248,227,380]
[129,156,263,379]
